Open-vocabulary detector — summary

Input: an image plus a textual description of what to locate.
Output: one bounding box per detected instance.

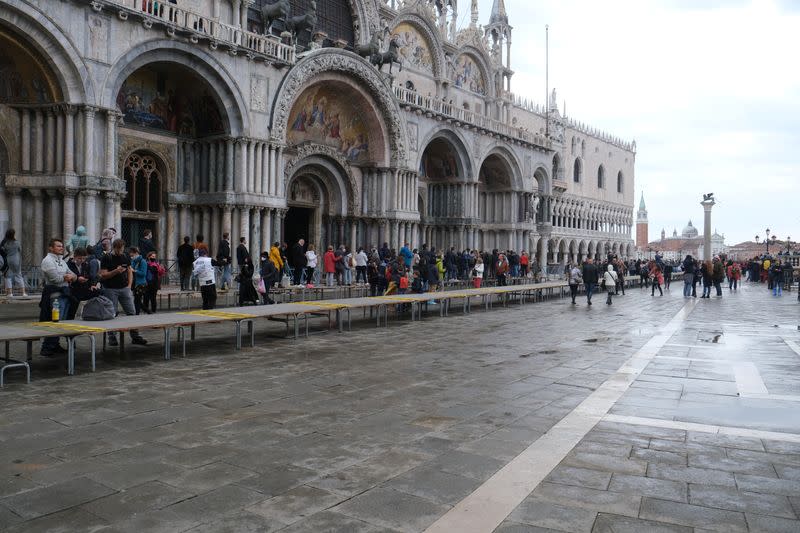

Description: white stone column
[208,142,217,192]
[64,105,76,173]
[33,110,44,172]
[82,190,97,241]
[261,208,271,251]
[63,190,76,241]
[45,190,60,241]
[9,189,22,240]
[224,138,234,191]
[235,139,247,192]
[105,111,119,177]
[701,198,715,262]
[161,204,174,260]
[0,183,8,238]
[251,207,261,260]
[349,218,357,249]
[55,110,64,173]
[254,142,263,194]
[104,192,116,232]
[31,190,44,259]
[275,209,286,243]
[222,205,233,235]
[260,144,268,195]
[83,106,96,175]
[247,140,256,192]
[20,109,30,172]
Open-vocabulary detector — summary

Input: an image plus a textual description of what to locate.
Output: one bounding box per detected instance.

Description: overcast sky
[474,0,799,246]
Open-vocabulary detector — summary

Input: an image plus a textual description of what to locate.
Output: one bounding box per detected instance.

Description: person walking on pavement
[582,258,599,306]
[100,239,148,346]
[604,264,618,305]
[568,262,582,304]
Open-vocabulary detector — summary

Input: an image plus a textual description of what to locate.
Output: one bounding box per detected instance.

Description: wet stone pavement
[0,282,799,532]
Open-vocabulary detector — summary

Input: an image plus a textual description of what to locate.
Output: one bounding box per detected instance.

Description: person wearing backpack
[144,251,165,314]
[1,228,26,297]
[129,246,148,315]
[100,239,147,346]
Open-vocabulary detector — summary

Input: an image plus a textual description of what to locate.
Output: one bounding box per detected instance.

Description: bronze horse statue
[371,35,403,74]
[260,0,290,30]
[355,31,383,60]
[285,0,317,42]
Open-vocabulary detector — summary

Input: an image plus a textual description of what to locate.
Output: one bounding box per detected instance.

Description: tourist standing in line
[144,251,164,314]
[582,258,598,306]
[496,253,510,286]
[129,246,148,314]
[216,233,232,290]
[269,241,284,275]
[236,237,250,269]
[289,238,307,285]
[604,264,618,305]
[473,256,484,288]
[39,238,76,356]
[138,229,155,258]
[355,247,368,284]
[177,236,194,291]
[192,248,217,310]
[1,229,27,297]
[568,262,582,305]
[323,246,336,287]
[520,251,529,278]
[305,244,318,286]
[100,239,147,346]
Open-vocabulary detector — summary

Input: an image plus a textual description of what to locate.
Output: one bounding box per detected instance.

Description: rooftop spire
[471,0,479,26]
[639,192,646,211]
[489,0,508,25]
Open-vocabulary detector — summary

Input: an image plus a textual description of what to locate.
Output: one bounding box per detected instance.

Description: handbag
[257,278,266,294]
[82,295,116,321]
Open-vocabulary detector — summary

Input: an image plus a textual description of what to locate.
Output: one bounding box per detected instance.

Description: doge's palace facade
[0,0,635,270]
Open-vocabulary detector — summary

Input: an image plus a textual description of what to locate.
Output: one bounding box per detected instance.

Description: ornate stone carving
[270,49,409,169]
[385,13,446,78]
[117,134,177,192]
[282,142,360,215]
[250,75,269,112]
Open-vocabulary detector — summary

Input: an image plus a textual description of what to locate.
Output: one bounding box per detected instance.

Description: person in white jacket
[193,248,217,309]
[473,257,485,288]
[603,263,618,305]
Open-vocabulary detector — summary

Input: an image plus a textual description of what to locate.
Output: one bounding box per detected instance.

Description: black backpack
[0,240,8,274]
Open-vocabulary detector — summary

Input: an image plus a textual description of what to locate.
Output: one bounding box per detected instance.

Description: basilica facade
[0,0,635,270]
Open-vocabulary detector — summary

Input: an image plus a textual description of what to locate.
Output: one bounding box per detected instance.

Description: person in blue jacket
[129,246,148,314]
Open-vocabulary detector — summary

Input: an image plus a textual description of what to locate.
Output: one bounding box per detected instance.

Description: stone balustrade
[99,0,295,64]
[393,86,551,149]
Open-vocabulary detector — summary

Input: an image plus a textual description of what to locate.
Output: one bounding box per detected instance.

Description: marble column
[105,111,119,177]
[221,206,233,235]
[260,209,271,251]
[208,142,217,192]
[238,207,250,250]
[254,142,263,194]
[64,106,75,173]
[247,141,256,193]
[276,209,287,243]
[236,139,247,192]
[260,144,268,195]
[56,111,64,172]
[44,109,55,173]
[31,190,44,259]
[82,190,97,241]
[83,106,96,175]
[349,219,357,250]
[104,192,116,232]
[251,207,261,260]
[20,109,30,172]
[225,138,234,191]
[33,110,44,172]
[63,190,76,240]
[166,204,177,261]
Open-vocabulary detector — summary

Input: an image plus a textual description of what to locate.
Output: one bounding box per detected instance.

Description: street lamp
[787,236,792,254]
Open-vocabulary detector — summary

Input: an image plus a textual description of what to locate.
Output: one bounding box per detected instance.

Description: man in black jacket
[217,233,232,290]
[289,238,307,285]
[582,258,599,305]
[236,237,250,267]
[177,236,194,291]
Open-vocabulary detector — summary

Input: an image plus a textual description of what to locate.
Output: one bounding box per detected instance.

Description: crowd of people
[5,222,799,356]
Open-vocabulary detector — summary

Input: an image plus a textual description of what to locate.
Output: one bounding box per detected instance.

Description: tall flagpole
[545,24,549,138]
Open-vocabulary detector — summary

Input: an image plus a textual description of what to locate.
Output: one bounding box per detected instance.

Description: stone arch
[481,144,524,190]
[617,170,624,193]
[597,164,606,189]
[283,143,358,217]
[387,13,445,78]
[120,150,168,214]
[452,47,493,98]
[0,0,93,103]
[418,127,473,182]
[573,157,582,183]
[102,41,248,136]
[533,166,551,195]
[272,49,408,168]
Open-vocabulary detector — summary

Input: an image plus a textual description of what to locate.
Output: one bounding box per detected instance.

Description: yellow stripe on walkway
[29,322,105,333]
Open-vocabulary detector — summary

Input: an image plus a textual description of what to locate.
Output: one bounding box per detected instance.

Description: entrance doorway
[122,218,156,250]
[284,207,312,247]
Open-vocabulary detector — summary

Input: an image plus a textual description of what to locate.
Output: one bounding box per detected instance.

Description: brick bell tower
[636,192,648,249]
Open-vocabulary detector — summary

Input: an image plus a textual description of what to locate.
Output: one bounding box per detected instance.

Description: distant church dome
[681,220,699,239]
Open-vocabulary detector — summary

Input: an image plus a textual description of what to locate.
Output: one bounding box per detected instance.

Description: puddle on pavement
[538,349,558,354]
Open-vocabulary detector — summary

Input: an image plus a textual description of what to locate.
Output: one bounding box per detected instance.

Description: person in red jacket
[520,251,530,277]
[323,246,336,287]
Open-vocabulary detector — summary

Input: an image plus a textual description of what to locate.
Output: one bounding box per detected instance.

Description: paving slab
[0,476,115,519]
[333,487,450,532]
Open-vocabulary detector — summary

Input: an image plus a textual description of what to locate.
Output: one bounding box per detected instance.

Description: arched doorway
[120,152,164,248]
